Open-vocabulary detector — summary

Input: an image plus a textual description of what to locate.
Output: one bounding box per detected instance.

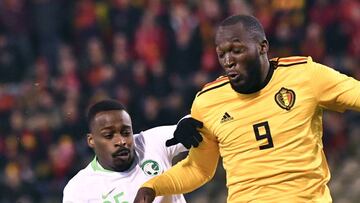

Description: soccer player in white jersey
[63,100,201,203]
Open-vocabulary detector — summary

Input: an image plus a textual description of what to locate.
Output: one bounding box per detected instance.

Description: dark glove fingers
[183,142,192,149]
[169,117,204,149]
[177,137,192,149]
[192,140,200,147]
[189,118,203,128]
[190,134,202,148]
[165,138,179,147]
[193,131,203,142]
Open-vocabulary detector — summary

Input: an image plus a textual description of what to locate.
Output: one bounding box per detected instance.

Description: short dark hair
[219,15,266,41]
[87,100,126,128]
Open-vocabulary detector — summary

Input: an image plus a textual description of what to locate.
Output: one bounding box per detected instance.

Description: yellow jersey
[142,56,360,202]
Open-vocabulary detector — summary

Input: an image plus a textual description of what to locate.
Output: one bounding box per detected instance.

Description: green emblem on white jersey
[140,160,162,176]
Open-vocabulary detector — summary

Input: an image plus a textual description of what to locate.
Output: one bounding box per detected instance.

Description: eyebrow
[100,126,115,131]
[100,125,132,131]
[216,38,244,45]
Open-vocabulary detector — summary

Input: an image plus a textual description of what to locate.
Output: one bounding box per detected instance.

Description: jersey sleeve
[310,61,360,112]
[141,100,220,195]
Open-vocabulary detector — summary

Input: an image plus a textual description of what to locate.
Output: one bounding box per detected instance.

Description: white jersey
[63,125,187,203]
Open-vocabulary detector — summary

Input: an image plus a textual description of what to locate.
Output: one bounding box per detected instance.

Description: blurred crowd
[0,0,359,202]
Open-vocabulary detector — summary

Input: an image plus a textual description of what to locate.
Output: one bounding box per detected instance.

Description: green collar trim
[90,157,114,173]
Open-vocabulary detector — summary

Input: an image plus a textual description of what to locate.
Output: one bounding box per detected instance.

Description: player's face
[215,24,265,93]
[88,110,135,172]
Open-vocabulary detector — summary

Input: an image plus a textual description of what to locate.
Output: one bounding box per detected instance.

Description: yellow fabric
[142,56,360,202]
[142,129,219,195]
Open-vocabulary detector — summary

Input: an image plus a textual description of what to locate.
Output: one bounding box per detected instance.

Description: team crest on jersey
[140,160,162,176]
[275,87,296,110]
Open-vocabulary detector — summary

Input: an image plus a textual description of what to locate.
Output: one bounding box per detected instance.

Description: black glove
[166,117,203,149]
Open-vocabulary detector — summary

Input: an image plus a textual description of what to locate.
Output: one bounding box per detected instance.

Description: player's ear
[87,133,95,148]
[259,39,269,54]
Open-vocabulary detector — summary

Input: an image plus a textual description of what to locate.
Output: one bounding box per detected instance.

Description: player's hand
[133,187,155,203]
[166,117,203,149]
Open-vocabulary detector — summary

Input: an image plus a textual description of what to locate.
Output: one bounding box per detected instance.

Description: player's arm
[311,61,360,111]
[134,129,219,202]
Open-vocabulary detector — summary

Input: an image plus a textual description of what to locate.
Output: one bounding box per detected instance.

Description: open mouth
[228,72,241,81]
[113,149,130,159]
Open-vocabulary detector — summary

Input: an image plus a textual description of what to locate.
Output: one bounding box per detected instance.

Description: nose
[224,54,235,68]
[114,134,127,146]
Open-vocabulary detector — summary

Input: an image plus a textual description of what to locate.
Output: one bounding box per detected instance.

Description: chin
[230,82,250,93]
[114,157,134,172]
[113,163,130,172]
[230,83,257,94]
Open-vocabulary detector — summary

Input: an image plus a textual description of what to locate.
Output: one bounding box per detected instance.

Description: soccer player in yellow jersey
[134,15,360,203]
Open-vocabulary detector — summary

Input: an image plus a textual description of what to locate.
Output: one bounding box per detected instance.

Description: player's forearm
[142,139,220,196]
[142,159,214,195]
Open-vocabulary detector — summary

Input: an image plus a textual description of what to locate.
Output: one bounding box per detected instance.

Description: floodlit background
[0,0,359,202]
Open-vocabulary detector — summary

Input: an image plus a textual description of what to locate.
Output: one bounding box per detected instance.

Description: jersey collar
[90,155,139,173]
[91,157,114,173]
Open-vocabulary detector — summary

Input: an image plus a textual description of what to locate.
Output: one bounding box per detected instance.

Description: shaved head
[219,15,266,42]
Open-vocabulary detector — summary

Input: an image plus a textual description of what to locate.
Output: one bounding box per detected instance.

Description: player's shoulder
[63,165,91,192]
[135,125,176,146]
[271,56,313,68]
[138,125,176,138]
[196,75,230,98]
